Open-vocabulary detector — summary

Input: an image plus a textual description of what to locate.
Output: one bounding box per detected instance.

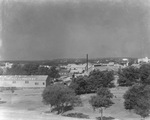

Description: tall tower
[0,0,5,61]
[86,54,88,72]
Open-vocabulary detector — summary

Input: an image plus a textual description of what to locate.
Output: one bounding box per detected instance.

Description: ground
[0,87,149,120]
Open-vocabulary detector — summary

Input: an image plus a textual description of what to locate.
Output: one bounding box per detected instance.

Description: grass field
[0,87,150,120]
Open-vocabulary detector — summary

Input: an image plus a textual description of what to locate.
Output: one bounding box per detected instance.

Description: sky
[0,0,150,60]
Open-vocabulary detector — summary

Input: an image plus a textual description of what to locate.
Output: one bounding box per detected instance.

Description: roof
[0,75,48,81]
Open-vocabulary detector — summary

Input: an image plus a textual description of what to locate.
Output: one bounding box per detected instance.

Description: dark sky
[1,0,150,60]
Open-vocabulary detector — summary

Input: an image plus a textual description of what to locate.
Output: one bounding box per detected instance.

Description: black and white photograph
[0,0,150,120]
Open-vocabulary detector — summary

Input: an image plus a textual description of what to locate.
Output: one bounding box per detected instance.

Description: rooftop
[0,75,48,81]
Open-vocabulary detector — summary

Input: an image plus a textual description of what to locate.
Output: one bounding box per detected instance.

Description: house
[0,75,48,88]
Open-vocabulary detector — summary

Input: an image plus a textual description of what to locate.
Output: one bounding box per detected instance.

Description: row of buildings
[0,57,149,88]
[0,75,48,88]
[0,61,125,88]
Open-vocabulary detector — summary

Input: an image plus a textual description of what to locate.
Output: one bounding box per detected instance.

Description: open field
[0,87,150,120]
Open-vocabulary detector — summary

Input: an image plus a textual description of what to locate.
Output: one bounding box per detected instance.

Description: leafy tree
[46,66,60,86]
[70,70,114,95]
[0,68,3,75]
[118,66,139,86]
[89,87,114,120]
[88,70,114,89]
[42,84,81,114]
[23,63,39,75]
[139,64,150,85]
[69,76,89,95]
[37,66,51,75]
[5,64,27,75]
[124,84,150,120]
[48,66,60,78]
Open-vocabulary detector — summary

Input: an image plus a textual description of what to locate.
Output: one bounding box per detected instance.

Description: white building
[5,62,13,68]
[138,57,150,63]
[67,63,93,74]
[0,75,48,88]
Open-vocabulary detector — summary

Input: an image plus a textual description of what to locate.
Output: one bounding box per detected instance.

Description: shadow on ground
[51,106,73,113]
[96,116,115,120]
[63,113,89,119]
[0,101,7,104]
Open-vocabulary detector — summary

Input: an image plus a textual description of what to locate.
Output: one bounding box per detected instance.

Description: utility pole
[86,54,88,73]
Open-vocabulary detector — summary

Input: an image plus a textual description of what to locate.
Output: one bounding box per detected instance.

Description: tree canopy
[42,84,81,114]
[89,87,114,120]
[118,66,139,86]
[123,84,150,119]
[139,64,150,85]
[69,70,114,95]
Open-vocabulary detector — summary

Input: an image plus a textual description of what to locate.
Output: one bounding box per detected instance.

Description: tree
[118,66,139,86]
[5,64,27,75]
[69,70,114,95]
[124,84,150,120]
[0,68,3,75]
[89,87,114,120]
[23,63,39,75]
[42,84,81,114]
[48,66,60,78]
[37,66,51,75]
[139,64,150,85]
[46,66,60,86]
[69,76,90,95]
[88,70,114,89]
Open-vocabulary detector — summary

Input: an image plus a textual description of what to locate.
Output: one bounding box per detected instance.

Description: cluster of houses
[0,57,150,88]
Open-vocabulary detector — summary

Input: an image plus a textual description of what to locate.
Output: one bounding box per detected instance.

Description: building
[138,57,150,64]
[131,64,141,68]
[39,65,51,69]
[92,63,123,72]
[0,75,48,88]
[59,69,70,76]
[67,63,93,74]
[5,62,13,68]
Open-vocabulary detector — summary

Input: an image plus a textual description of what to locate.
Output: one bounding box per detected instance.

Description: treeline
[69,70,115,95]
[2,63,59,76]
[118,64,150,86]
[120,64,150,119]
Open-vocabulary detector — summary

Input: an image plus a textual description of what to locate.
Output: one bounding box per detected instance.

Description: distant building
[39,65,51,69]
[122,58,129,67]
[59,69,70,76]
[5,62,13,68]
[138,57,150,64]
[67,63,86,74]
[92,63,123,72]
[0,75,48,88]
